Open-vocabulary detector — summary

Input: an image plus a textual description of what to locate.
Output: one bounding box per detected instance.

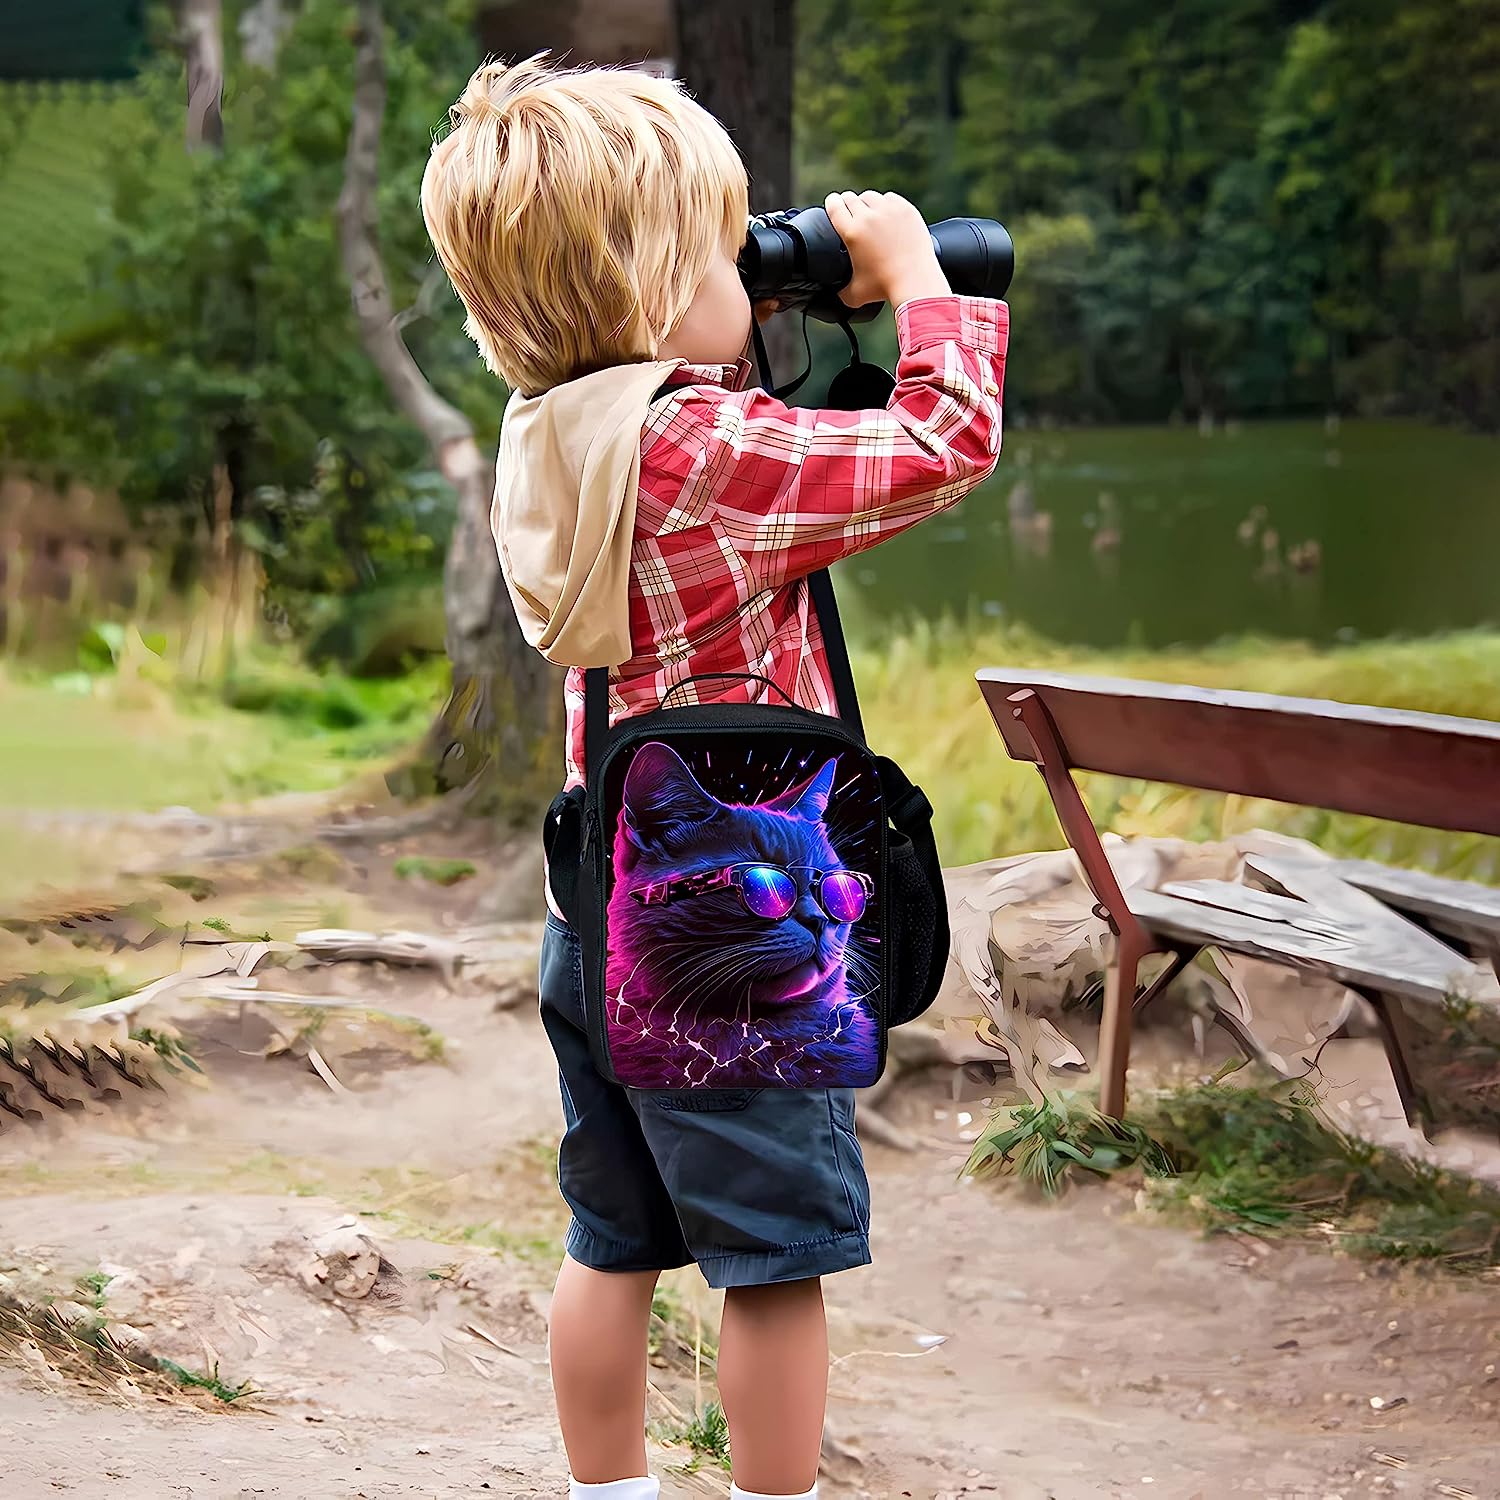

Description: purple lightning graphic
[603,740,881,1089]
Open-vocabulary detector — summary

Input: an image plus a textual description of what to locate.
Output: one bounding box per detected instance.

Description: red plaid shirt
[561,295,1008,790]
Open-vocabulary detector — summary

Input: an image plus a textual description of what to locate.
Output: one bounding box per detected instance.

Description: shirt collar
[663,356,755,393]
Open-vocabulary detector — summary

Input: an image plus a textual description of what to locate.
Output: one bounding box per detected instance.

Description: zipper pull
[582,809,599,861]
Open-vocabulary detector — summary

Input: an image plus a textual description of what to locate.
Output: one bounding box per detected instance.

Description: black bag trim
[582,566,861,779]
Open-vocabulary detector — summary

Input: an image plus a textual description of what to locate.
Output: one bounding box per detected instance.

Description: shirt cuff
[895,295,1009,358]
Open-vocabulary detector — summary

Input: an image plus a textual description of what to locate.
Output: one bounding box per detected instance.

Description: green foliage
[965,1091,1174,1194]
[647,1286,680,1360]
[158,1358,256,1404]
[967,1080,1500,1271]
[797,0,969,217]
[798,0,1500,428]
[0,1,495,613]
[680,1402,732,1470]
[218,653,443,735]
[653,1400,733,1473]
[394,856,475,886]
[647,1285,719,1369]
[76,622,128,675]
[75,1270,113,1310]
[129,1027,203,1076]
[0,966,137,1010]
[1140,1081,1500,1270]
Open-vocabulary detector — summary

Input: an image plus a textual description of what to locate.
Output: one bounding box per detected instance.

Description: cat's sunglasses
[631,862,873,924]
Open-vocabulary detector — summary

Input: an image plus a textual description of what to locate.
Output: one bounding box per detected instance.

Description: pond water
[835,419,1500,648]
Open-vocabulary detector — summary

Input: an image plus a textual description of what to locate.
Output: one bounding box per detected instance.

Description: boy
[421,58,1006,1500]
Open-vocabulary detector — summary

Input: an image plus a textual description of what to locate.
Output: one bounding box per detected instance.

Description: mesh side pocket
[886,831,942,1027]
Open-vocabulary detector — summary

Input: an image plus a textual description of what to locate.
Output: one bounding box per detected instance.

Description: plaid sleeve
[650,296,1007,593]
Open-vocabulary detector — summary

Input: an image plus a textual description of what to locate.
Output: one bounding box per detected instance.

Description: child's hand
[825,191,951,310]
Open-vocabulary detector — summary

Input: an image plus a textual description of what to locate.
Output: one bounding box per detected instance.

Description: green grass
[0,650,445,815]
[75,1270,112,1310]
[394,855,476,887]
[455,1222,563,1264]
[964,1090,1174,1194]
[653,1400,732,1474]
[646,1284,720,1367]
[5,611,1498,899]
[0,966,136,1010]
[968,1077,1500,1273]
[157,1359,256,1405]
[0,649,446,906]
[857,621,1500,878]
[1139,1080,1500,1269]
[129,1026,202,1076]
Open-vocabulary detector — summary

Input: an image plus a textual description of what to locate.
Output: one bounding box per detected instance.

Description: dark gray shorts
[538,912,871,1288]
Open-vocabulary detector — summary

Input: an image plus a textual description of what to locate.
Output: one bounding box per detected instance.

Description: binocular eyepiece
[739,206,1014,322]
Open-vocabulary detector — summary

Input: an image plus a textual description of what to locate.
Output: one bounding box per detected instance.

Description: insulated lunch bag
[543,569,948,1092]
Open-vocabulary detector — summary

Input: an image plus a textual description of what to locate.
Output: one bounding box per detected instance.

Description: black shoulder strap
[580,572,861,781]
[584,666,610,783]
[808,568,864,739]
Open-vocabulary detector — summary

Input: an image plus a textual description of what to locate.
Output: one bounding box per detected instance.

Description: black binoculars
[739,206,1014,322]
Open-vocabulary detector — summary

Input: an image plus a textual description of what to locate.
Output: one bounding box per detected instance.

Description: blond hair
[420,57,749,396]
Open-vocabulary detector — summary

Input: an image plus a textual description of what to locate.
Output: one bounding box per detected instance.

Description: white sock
[568,1479,659,1500]
[729,1487,817,1500]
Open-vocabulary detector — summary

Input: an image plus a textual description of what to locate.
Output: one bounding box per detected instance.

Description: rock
[297,1217,386,1300]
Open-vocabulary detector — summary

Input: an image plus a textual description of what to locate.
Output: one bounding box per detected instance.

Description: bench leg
[1098,931,1148,1120]
[1357,987,1430,1136]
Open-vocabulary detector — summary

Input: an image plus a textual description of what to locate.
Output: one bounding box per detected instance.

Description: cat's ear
[765,759,838,821]
[621,742,721,851]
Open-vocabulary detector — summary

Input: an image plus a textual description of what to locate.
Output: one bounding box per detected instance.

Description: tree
[0,3,504,671]
[181,0,225,151]
[674,0,793,213]
[340,0,557,806]
[795,0,1500,429]
[674,0,798,373]
[797,0,970,216]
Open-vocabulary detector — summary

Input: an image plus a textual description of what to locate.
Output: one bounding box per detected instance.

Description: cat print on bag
[605,741,880,1089]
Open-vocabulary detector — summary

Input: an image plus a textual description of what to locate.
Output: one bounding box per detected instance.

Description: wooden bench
[977,670,1500,1123]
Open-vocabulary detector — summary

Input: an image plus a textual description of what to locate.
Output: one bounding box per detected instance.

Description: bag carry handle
[582,573,863,778]
[658,671,800,711]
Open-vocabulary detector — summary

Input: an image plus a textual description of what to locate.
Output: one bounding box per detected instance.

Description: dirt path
[2,821,1497,1499]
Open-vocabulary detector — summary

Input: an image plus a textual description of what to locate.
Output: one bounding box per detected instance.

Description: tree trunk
[179,0,255,680]
[339,0,558,811]
[181,0,224,152]
[672,0,793,212]
[672,0,799,378]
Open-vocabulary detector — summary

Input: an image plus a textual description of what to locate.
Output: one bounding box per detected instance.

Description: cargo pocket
[831,1092,871,1234]
[653,1089,763,1113]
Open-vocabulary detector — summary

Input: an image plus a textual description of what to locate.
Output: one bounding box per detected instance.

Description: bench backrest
[977,669,1500,839]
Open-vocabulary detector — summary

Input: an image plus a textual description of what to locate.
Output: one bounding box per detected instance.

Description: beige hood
[491,359,682,668]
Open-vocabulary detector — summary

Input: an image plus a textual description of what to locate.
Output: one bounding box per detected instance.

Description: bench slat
[1130,885,1490,1007]
[1324,859,1500,938]
[978,669,1500,837]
